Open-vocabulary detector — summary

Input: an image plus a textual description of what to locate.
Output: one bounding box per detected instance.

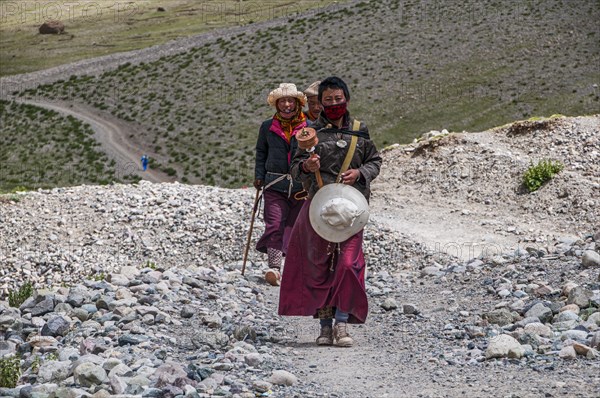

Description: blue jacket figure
[141,155,149,171]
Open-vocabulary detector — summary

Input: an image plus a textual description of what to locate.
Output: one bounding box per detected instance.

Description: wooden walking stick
[296,127,323,188]
[242,187,262,275]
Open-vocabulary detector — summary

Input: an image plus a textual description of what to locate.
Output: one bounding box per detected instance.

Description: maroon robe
[278,200,368,324]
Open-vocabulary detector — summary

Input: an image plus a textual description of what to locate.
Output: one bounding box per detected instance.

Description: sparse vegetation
[91,272,106,281]
[522,159,565,192]
[8,281,34,308]
[0,100,138,191]
[3,0,599,189]
[0,355,21,388]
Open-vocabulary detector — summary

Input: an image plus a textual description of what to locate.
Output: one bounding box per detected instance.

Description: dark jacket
[290,113,382,201]
[255,119,304,195]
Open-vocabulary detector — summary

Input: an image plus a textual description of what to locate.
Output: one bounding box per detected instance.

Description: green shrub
[8,281,34,308]
[0,355,21,388]
[523,159,564,192]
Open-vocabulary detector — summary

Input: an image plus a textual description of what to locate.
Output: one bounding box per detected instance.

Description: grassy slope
[4,0,600,189]
[0,0,342,76]
[0,100,139,191]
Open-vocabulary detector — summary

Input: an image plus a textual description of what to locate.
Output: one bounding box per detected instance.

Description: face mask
[322,102,347,120]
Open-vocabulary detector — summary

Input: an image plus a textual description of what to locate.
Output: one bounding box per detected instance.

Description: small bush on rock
[8,281,33,308]
[523,159,564,192]
[0,355,21,388]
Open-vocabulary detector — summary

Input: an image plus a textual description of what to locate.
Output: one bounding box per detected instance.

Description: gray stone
[180,306,195,318]
[420,266,444,277]
[252,380,273,393]
[581,250,600,267]
[559,345,577,360]
[154,362,189,388]
[587,312,600,326]
[525,303,553,323]
[517,332,541,349]
[515,316,541,328]
[119,266,140,280]
[269,369,297,386]
[30,297,55,316]
[66,287,88,307]
[124,375,151,395]
[402,303,419,315]
[484,308,513,326]
[191,331,229,349]
[244,353,263,367]
[142,388,163,397]
[553,320,579,331]
[37,360,72,383]
[591,331,600,349]
[561,330,589,341]
[73,362,107,387]
[53,303,73,314]
[118,334,149,346]
[201,314,222,328]
[567,287,593,308]
[524,322,553,338]
[381,298,398,311]
[41,315,70,337]
[107,273,130,286]
[485,334,524,359]
[553,311,580,324]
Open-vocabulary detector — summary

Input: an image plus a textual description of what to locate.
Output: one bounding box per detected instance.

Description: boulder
[581,250,600,268]
[485,334,524,359]
[39,20,65,34]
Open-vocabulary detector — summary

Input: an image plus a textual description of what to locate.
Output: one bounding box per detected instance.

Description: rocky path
[1,116,599,398]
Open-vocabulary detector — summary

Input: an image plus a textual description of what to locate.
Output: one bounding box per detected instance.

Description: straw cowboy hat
[309,183,370,243]
[304,80,321,97]
[267,83,307,107]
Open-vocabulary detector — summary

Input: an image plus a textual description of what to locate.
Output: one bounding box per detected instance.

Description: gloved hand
[253,179,263,190]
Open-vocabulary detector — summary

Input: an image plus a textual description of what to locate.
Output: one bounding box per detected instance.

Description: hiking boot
[316,325,333,346]
[333,322,353,347]
[264,269,281,286]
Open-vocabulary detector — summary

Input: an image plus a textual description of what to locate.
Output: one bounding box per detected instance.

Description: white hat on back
[309,183,369,243]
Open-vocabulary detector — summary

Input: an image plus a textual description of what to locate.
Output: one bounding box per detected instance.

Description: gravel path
[1,116,599,398]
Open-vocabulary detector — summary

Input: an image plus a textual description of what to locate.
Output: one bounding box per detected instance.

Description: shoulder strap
[352,119,361,131]
[336,135,358,183]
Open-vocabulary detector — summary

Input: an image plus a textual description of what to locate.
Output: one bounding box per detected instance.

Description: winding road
[17,99,170,184]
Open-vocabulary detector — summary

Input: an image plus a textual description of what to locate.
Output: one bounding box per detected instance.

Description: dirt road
[17,99,170,183]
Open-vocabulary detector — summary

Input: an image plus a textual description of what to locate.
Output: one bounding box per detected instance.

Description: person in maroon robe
[279,76,382,347]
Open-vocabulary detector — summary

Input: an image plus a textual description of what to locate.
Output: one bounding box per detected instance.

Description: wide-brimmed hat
[309,183,369,243]
[267,83,307,108]
[304,80,321,97]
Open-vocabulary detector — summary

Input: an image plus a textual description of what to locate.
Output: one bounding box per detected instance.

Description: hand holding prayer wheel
[297,127,323,187]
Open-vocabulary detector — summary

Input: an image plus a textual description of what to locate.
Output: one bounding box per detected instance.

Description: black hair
[318,76,350,103]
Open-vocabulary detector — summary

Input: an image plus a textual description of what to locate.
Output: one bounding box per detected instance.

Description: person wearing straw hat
[303,80,322,123]
[278,76,382,347]
[254,83,308,286]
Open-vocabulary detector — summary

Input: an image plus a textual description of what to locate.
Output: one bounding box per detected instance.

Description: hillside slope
[0,116,599,397]
[1,0,598,189]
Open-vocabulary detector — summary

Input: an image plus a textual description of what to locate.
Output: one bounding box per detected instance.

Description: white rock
[485,334,524,359]
[269,369,298,386]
